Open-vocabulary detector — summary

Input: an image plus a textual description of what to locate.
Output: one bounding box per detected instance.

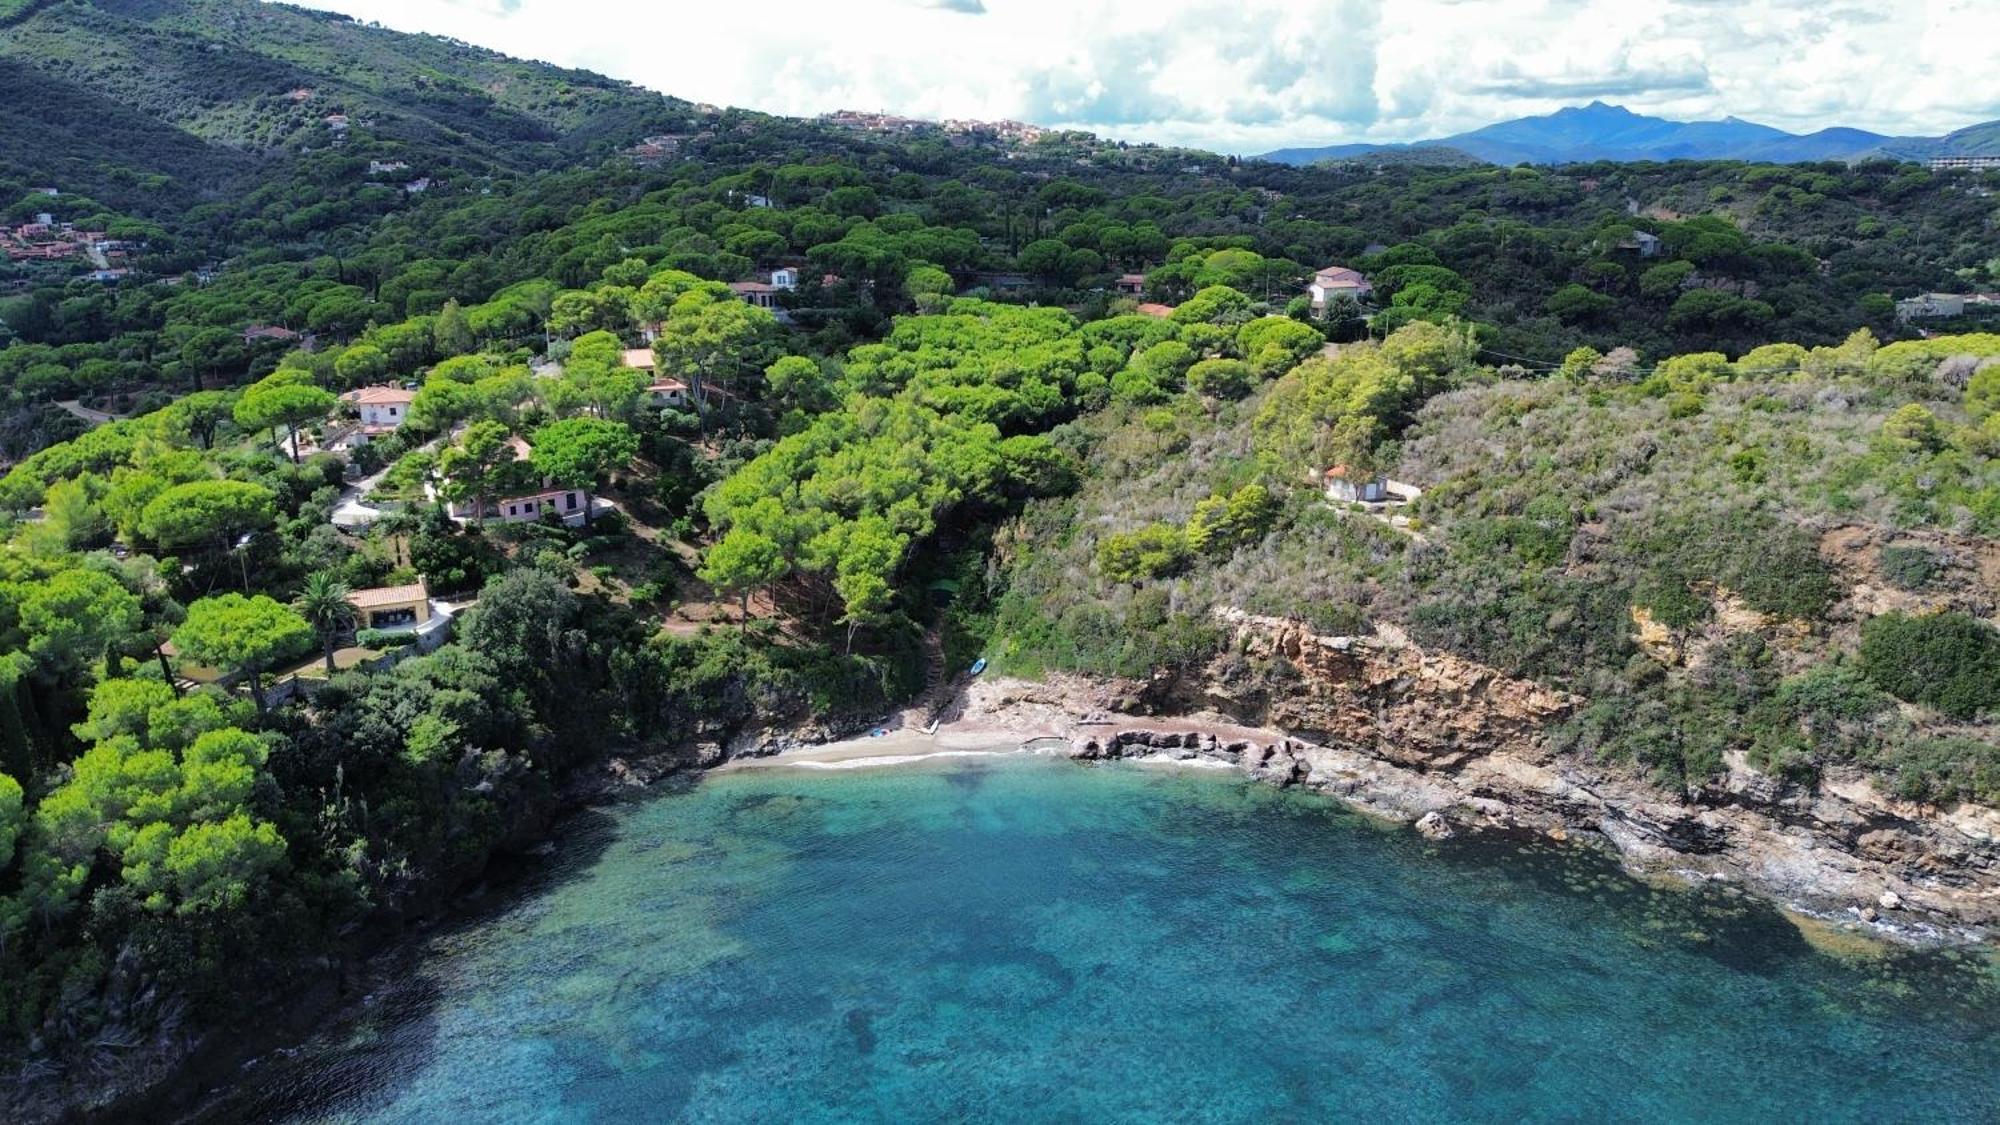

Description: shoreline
[716,674,1996,950]
[132,668,1991,1122]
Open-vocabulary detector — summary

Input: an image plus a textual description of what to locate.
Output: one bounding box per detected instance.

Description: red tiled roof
[621,348,655,368]
[347,581,428,609]
[344,385,416,405]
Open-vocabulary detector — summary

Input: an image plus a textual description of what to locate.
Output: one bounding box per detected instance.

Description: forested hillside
[0,2,1998,1116]
[0,0,681,213]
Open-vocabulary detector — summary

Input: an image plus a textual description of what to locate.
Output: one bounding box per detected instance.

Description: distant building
[1114,273,1147,297]
[728,280,782,310]
[1896,293,1970,321]
[1323,465,1388,504]
[621,347,656,370]
[1309,266,1373,310]
[770,267,799,291]
[1618,230,1663,258]
[243,324,301,345]
[341,385,417,434]
[368,159,410,175]
[1928,155,2000,172]
[403,178,433,194]
[647,379,690,408]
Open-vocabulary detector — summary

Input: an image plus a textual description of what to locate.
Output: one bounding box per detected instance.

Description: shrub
[1858,611,2000,719]
[1879,736,2000,806]
[1626,509,1838,621]
[1096,523,1190,583]
[1185,485,1277,554]
[1779,661,1891,725]
[1877,545,1941,591]
[356,628,418,649]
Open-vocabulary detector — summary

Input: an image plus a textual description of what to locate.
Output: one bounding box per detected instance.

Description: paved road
[54,399,127,425]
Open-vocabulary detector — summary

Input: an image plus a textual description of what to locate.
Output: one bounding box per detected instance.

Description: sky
[304,0,2000,154]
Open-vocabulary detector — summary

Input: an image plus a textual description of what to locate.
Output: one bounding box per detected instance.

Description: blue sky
[304,0,2000,152]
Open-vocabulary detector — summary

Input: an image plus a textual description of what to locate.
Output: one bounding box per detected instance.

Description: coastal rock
[1206,608,1575,772]
[954,610,2000,940]
[1415,811,1457,840]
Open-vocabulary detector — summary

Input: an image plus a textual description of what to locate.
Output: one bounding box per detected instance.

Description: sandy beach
[720,675,1286,772]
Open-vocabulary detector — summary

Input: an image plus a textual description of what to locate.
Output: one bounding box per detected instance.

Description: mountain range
[1257,101,2000,167]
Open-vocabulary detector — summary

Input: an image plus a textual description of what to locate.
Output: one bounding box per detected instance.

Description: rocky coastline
[939,609,2000,946]
[36,607,1999,1121]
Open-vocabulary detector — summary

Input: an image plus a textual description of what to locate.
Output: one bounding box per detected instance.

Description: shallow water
[227,756,1999,1123]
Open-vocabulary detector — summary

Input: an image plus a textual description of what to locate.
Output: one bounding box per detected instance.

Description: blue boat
[968,658,988,676]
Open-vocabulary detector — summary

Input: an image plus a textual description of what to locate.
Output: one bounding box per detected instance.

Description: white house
[770,267,799,291]
[342,385,417,438]
[647,379,690,408]
[443,436,589,527]
[1309,266,1373,310]
[1618,230,1663,258]
[1897,293,1969,321]
[1323,464,1388,504]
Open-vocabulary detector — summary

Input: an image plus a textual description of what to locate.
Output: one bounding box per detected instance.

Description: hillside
[988,327,2000,802]
[0,0,686,216]
[1258,101,1961,167]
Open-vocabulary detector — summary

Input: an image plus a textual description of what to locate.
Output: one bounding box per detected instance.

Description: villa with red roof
[340,385,418,439]
[1308,266,1373,310]
[441,435,590,527]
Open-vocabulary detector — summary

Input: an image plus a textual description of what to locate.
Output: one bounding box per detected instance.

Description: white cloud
[298,0,2000,152]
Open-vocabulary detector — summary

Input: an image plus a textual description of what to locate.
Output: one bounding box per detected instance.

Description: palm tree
[295,571,355,675]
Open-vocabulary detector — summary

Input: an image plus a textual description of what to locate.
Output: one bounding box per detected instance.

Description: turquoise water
[229,756,1999,1123]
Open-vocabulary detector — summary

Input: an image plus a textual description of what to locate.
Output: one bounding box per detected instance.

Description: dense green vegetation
[0,0,1997,1112]
[984,325,2000,802]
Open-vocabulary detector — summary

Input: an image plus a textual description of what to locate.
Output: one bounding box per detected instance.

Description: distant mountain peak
[1254,102,1967,167]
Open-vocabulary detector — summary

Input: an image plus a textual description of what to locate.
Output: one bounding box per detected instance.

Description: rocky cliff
[967,609,2000,943]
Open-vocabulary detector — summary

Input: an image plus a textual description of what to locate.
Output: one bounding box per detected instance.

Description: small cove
[217,754,2000,1122]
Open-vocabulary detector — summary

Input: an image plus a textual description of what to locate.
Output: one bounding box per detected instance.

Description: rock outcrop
[984,609,2000,943]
